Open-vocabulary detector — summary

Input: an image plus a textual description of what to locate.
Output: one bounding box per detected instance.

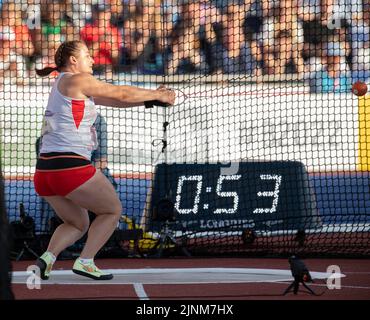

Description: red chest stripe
[71,100,85,129]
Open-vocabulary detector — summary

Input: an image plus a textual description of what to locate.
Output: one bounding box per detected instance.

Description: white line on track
[133,283,149,300]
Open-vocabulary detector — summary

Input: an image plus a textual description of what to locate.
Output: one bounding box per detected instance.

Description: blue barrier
[310,172,370,224]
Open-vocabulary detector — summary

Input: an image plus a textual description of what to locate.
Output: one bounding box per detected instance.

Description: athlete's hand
[144,86,176,108]
[157,86,176,106]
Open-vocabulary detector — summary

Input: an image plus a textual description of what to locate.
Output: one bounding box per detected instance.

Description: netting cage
[1,0,369,258]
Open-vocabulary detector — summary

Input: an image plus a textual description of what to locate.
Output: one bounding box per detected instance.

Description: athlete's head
[36,41,94,77]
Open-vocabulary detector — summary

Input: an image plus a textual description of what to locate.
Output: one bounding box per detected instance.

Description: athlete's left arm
[93,85,169,108]
[93,97,143,108]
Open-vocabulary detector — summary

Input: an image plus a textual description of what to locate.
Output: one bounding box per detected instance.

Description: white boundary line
[133,283,149,300]
[13,267,343,276]
[12,267,345,286]
[12,267,346,277]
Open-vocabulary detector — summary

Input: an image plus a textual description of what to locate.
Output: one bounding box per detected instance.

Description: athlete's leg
[65,170,122,259]
[42,196,90,257]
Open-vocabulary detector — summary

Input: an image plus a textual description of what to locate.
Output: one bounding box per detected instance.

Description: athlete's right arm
[71,73,175,107]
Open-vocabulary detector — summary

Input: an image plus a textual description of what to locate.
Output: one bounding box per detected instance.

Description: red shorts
[34,165,96,197]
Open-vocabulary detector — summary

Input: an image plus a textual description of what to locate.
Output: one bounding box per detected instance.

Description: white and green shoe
[36,252,55,280]
[72,259,113,280]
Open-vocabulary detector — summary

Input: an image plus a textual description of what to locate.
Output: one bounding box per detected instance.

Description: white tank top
[40,72,98,159]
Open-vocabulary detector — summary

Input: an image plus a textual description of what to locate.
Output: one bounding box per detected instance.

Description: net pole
[0,162,14,299]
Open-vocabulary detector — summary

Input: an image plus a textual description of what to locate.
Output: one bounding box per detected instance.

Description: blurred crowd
[0,0,369,93]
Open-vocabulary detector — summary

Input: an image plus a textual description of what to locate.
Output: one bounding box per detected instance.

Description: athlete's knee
[72,219,90,235]
[111,200,122,220]
[80,221,90,235]
[92,194,122,218]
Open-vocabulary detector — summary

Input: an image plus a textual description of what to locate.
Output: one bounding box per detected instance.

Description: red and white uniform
[40,72,98,160]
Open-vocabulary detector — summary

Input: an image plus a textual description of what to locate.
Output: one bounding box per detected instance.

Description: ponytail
[35,40,85,77]
[35,66,58,77]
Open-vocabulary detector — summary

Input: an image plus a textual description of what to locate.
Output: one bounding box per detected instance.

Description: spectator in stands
[350,2,370,83]
[0,25,15,87]
[275,0,304,75]
[161,0,181,36]
[34,1,76,72]
[243,0,272,68]
[219,1,260,75]
[152,0,170,55]
[0,2,34,85]
[23,0,43,57]
[255,2,275,74]
[258,0,304,76]
[243,0,272,39]
[121,0,161,73]
[108,0,125,28]
[166,0,219,74]
[123,0,137,18]
[298,0,334,59]
[80,3,123,76]
[306,41,352,93]
[325,0,364,26]
[41,1,76,42]
[199,0,226,74]
[64,0,93,32]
